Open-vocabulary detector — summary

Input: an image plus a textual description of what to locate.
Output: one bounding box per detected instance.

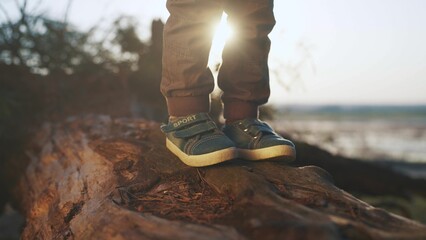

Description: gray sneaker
[223,118,296,162]
[160,113,237,167]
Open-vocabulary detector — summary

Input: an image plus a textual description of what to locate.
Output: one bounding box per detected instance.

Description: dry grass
[123,171,233,223]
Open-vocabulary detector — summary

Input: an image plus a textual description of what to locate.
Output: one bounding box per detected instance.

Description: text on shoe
[173,115,197,128]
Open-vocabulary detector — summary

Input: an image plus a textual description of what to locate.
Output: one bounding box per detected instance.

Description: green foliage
[0,3,168,120]
[0,15,109,75]
[113,17,146,54]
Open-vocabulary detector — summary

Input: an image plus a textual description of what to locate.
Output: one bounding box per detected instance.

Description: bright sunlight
[208,13,234,69]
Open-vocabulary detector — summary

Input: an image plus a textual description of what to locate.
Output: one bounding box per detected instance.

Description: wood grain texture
[14,115,426,240]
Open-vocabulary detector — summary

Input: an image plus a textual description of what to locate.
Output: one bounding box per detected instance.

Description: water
[271,105,426,178]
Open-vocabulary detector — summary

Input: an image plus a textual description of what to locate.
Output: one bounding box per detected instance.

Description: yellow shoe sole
[166,138,238,167]
[238,145,296,162]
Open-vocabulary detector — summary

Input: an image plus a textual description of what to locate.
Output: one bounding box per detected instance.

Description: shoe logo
[173,115,197,128]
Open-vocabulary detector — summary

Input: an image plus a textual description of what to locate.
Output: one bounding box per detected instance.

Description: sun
[208,13,234,69]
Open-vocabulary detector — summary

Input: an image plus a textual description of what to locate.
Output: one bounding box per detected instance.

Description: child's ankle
[223,101,259,124]
[225,118,242,125]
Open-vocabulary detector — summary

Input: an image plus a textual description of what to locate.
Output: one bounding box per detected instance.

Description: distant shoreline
[376,160,426,180]
[275,104,426,115]
[271,104,426,174]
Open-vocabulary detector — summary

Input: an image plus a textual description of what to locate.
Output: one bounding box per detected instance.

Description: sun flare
[208,13,234,68]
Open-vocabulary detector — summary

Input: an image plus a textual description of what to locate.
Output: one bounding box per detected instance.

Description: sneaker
[223,118,296,162]
[160,113,237,167]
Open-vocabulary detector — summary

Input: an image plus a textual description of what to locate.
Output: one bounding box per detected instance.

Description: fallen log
[11,115,426,239]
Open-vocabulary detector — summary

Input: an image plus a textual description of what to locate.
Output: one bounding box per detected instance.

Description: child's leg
[220,1,296,161]
[161,0,223,117]
[219,0,276,122]
[160,1,237,167]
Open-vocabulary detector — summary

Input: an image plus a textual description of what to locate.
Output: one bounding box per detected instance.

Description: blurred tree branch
[271,40,316,93]
[0,2,13,25]
[64,0,74,25]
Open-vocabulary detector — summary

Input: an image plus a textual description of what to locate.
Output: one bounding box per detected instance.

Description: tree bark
[12,115,426,240]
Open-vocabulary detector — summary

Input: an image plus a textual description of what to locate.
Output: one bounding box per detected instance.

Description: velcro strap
[239,119,263,129]
[239,120,274,136]
[250,124,274,136]
[248,125,274,136]
[174,121,217,138]
[161,113,211,133]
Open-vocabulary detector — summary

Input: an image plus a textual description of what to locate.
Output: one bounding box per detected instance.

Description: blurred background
[0,0,425,238]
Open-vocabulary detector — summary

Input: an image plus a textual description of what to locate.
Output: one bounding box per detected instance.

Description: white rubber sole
[238,145,296,162]
[166,138,238,167]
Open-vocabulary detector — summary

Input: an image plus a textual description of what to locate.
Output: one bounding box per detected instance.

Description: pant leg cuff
[166,95,210,117]
[224,101,259,121]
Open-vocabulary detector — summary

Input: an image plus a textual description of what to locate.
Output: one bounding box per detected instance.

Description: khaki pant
[161,0,275,120]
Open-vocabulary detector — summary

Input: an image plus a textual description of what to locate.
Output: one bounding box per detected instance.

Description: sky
[2,0,426,105]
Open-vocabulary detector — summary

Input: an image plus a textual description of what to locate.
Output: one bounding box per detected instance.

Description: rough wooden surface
[13,115,426,240]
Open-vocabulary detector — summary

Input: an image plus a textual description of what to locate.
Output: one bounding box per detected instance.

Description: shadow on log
[12,115,426,240]
[293,141,426,198]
